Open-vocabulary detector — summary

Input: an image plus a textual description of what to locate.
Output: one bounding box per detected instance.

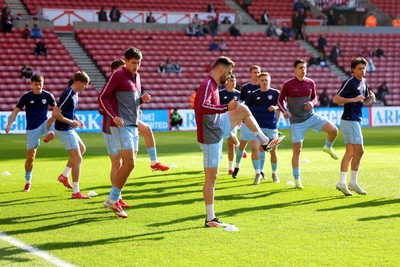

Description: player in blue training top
[232,65,261,178]
[333,57,375,196]
[5,74,56,192]
[219,74,241,174]
[245,72,282,185]
[53,71,91,199]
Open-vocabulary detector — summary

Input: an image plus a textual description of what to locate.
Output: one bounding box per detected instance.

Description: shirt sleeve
[277,85,287,112]
[99,73,119,118]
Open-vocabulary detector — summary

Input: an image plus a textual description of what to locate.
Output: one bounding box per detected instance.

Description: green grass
[0,128,399,266]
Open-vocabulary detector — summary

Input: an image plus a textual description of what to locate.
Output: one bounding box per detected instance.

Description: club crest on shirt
[268,95,272,100]
[256,97,260,100]
[42,99,47,104]
[30,101,34,104]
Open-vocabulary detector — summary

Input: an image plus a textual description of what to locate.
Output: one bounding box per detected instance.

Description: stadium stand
[76,29,344,109]
[21,0,233,15]
[307,32,400,106]
[0,28,97,111]
[369,0,400,18]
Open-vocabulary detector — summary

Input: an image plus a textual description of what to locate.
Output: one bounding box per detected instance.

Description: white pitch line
[0,232,76,267]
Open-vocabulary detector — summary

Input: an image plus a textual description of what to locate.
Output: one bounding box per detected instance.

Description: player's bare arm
[5,108,21,133]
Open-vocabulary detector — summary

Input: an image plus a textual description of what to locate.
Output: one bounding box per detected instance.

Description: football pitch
[0,127,399,266]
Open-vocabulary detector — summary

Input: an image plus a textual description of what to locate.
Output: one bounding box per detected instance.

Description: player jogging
[5,74,56,192]
[333,57,375,196]
[278,58,338,189]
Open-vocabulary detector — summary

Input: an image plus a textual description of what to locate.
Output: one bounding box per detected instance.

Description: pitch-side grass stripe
[0,232,76,267]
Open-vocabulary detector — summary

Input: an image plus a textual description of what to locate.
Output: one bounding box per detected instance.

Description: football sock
[235,149,244,165]
[206,204,215,221]
[259,151,266,171]
[253,131,270,145]
[72,182,80,194]
[62,166,71,177]
[350,170,358,184]
[228,161,233,170]
[252,159,260,174]
[147,147,157,163]
[339,172,347,184]
[325,140,334,149]
[109,186,122,203]
[25,171,32,182]
[271,162,278,174]
[293,167,300,181]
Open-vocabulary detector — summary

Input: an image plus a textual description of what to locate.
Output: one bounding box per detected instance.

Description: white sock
[235,163,241,168]
[206,204,215,221]
[339,172,347,184]
[62,167,71,177]
[253,131,270,145]
[73,182,80,194]
[350,170,358,184]
[255,169,260,174]
[228,161,233,170]
[151,160,157,165]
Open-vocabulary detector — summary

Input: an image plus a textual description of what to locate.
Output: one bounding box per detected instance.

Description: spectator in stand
[309,55,320,67]
[157,62,165,73]
[109,6,121,22]
[366,57,376,72]
[208,16,219,37]
[190,88,197,109]
[374,47,384,58]
[281,22,291,39]
[194,25,205,36]
[219,39,229,52]
[34,41,47,56]
[319,89,330,107]
[317,34,327,54]
[22,24,31,39]
[326,9,337,26]
[209,38,219,51]
[337,14,346,25]
[329,43,342,64]
[173,61,182,73]
[186,23,196,36]
[358,46,371,58]
[30,24,43,39]
[318,52,328,68]
[229,23,241,37]
[207,1,217,13]
[2,11,13,33]
[266,24,278,37]
[292,10,305,40]
[221,16,232,24]
[365,13,377,27]
[164,58,175,73]
[170,109,183,130]
[146,12,156,23]
[98,6,107,22]
[261,9,270,25]
[377,81,389,106]
[192,14,202,27]
[392,15,400,27]
[294,0,306,11]
[21,62,33,79]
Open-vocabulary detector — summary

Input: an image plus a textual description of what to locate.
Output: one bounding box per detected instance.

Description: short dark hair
[351,57,368,69]
[125,47,143,60]
[111,59,125,71]
[213,56,235,69]
[258,72,270,78]
[249,65,261,72]
[31,74,44,83]
[73,71,90,84]
[294,58,307,68]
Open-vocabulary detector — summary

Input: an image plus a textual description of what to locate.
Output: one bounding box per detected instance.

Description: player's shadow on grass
[146,195,339,227]
[359,213,400,221]
[316,197,399,212]
[0,247,34,265]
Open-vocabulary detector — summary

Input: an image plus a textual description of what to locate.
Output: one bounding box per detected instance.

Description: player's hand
[228,99,239,111]
[267,105,276,112]
[70,120,80,128]
[283,111,292,118]
[141,93,151,103]
[368,90,376,102]
[303,101,314,111]
[352,95,365,103]
[52,106,61,117]
[113,116,124,127]
[76,120,85,128]
[5,124,11,133]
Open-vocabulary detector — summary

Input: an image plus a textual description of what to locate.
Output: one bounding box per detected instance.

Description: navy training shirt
[55,87,78,131]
